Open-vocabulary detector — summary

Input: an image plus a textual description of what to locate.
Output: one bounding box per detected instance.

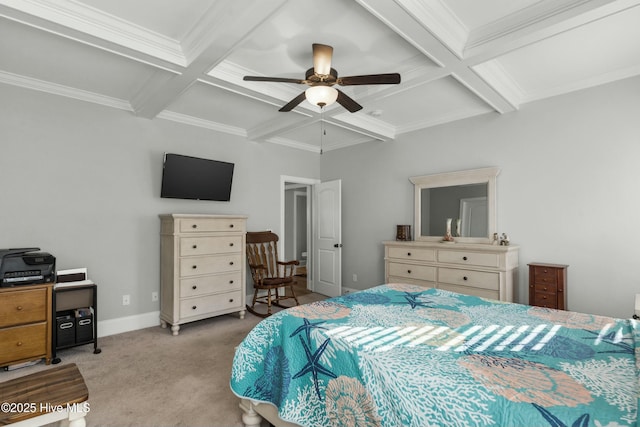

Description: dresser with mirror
[384,167,519,301]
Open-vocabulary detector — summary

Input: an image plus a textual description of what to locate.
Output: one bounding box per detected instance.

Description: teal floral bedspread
[230,284,639,427]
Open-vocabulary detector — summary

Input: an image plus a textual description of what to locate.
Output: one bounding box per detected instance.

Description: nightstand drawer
[180,236,242,256]
[0,288,47,328]
[388,262,436,281]
[387,246,435,262]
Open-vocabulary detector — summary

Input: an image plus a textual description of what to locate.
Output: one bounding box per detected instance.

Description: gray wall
[3,75,639,323]
[320,75,640,319]
[0,84,320,321]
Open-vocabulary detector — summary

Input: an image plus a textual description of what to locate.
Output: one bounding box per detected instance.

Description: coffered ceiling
[1,0,639,152]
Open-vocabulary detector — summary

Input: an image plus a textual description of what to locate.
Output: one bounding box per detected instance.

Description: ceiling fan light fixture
[305,86,338,108]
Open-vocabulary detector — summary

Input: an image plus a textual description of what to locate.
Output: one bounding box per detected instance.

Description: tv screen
[161,153,234,201]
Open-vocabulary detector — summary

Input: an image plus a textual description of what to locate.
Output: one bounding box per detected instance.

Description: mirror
[410,167,500,244]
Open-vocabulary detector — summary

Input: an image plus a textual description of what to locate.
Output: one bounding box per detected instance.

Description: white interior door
[313,179,342,297]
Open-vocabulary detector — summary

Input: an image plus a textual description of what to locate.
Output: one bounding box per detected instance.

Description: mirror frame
[409,167,500,244]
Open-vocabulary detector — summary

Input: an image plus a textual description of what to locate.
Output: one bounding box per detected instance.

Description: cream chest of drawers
[160,214,247,335]
[384,241,519,301]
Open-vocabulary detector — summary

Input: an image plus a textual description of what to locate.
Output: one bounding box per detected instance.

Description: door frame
[280,175,320,291]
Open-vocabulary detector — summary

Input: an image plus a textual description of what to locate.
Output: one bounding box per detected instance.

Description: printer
[0,248,56,287]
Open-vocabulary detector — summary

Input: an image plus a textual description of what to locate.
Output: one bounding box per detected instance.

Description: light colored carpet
[1,292,327,427]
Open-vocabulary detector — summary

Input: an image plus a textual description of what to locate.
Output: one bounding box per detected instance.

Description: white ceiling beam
[130,0,289,119]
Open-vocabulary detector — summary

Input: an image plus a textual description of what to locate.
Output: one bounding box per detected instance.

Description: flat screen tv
[161,153,234,201]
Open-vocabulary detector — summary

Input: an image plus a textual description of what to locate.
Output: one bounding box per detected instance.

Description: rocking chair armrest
[277,260,300,266]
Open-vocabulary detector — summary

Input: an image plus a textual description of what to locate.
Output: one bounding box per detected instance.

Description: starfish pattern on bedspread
[292,335,337,399]
[289,318,327,343]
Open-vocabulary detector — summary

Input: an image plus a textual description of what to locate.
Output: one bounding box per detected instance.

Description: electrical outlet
[352,274,358,282]
[152,292,158,302]
[122,294,130,306]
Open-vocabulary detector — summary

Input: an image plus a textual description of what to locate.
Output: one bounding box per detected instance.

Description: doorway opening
[281,176,319,295]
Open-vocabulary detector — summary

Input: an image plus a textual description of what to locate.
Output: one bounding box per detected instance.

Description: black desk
[52,283,101,364]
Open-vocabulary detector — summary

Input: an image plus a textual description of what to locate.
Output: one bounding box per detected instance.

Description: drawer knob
[229,224,234,228]
[407,270,412,274]
[229,242,234,246]
[192,265,197,269]
[229,298,234,303]
[229,280,234,284]
[229,261,234,265]
[543,287,548,291]
[16,305,23,311]
[192,245,197,249]
[542,295,547,300]
[543,269,548,273]
[192,224,197,229]
[407,252,411,256]
[192,285,197,290]
[463,256,468,261]
[16,341,23,347]
[463,276,468,281]
[192,305,197,310]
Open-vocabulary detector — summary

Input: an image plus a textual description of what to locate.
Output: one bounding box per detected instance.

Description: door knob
[333,243,343,248]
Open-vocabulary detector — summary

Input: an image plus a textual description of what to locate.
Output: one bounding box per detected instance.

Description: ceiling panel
[0,16,163,100]
[1,0,639,152]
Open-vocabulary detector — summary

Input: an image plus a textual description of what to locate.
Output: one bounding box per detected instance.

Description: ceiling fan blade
[279,92,307,112]
[337,73,401,86]
[336,89,362,113]
[244,76,305,84]
[312,43,333,76]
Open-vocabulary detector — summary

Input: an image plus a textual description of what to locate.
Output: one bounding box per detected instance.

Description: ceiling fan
[243,43,401,113]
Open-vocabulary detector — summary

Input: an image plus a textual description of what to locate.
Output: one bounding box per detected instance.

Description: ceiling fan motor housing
[305,67,338,85]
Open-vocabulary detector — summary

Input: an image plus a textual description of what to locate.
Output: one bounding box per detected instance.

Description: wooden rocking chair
[245,231,300,317]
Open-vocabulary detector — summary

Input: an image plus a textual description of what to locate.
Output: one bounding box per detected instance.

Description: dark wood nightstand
[528,263,568,310]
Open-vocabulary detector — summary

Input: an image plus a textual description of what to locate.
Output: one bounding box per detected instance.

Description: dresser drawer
[388,262,436,281]
[532,266,558,284]
[0,323,47,365]
[180,254,241,277]
[438,268,499,291]
[180,236,242,256]
[531,281,557,293]
[532,292,558,309]
[0,288,47,328]
[180,291,242,319]
[387,276,436,289]
[180,272,241,298]
[179,217,246,233]
[438,250,500,268]
[387,246,435,262]
[439,283,499,300]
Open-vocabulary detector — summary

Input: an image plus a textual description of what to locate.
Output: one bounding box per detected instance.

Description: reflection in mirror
[421,183,488,237]
[410,167,499,244]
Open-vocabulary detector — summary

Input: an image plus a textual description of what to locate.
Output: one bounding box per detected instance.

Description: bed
[231,284,639,427]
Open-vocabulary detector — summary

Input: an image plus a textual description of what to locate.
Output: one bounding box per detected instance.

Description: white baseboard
[97,310,160,338]
[342,287,358,295]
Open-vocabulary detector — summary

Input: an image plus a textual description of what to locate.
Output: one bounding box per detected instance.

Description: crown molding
[157,110,247,137]
[521,62,640,104]
[0,70,132,110]
[396,105,493,135]
[1,0,186,66]
[471,60,526,108]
